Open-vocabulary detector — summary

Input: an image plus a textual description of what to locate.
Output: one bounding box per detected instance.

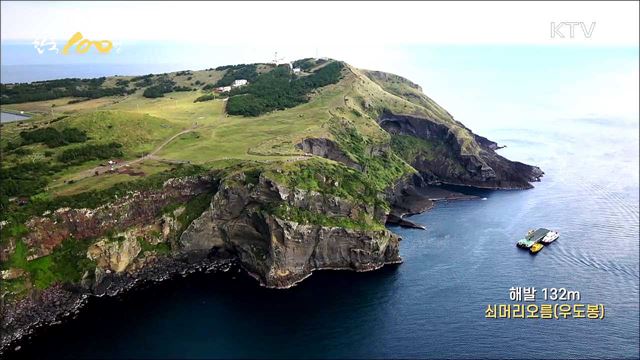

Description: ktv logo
[32,32,121,55]
[550,22,596,39]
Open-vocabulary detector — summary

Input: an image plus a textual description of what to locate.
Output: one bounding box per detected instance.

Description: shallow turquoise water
[9,114,639,358]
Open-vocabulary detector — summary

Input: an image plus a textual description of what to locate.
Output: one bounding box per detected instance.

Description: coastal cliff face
[184,173,401,288]
[1,170,401,350]
[379,112,544,189]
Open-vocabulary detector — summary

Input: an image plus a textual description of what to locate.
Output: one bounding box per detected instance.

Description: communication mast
[273,51,284,65]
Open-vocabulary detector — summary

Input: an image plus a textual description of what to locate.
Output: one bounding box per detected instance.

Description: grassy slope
[1,59,472,199]
[1,59,481,200]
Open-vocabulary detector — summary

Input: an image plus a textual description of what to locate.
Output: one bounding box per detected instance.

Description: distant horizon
[2,43,638,134]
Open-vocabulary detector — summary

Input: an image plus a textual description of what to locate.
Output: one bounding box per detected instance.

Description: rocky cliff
[186,172,401,288]
[380,112,543,189]
[1,168,401,351]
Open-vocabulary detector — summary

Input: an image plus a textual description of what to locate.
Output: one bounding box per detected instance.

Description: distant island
[0,59,543,352]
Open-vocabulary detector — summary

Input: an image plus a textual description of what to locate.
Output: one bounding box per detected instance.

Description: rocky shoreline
[385,180,480,230]
[1,252,236,355]
[0,182,480,356]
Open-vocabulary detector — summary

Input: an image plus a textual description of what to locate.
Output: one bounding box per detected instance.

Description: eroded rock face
[379,112,544,189]
[1,268,26,280]
[87,237,141,273]
[262,217,400,288]
[296,138,362,171]
[22,175,215,260]
[180,173,401,288]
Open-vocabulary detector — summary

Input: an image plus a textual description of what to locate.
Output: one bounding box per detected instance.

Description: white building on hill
[232,79,248,88]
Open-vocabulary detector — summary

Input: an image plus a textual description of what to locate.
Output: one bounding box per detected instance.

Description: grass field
[2,96,121,115]
[154,90,336,163]
[106,89,225,127]
[2,60,469,199]
[49,159,173,196]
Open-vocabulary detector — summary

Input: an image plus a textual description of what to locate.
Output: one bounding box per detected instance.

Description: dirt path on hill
[69,100,230,182]
[69,125,197,181]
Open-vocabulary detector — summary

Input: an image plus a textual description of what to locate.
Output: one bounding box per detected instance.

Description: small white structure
[232,79,248,88]
[292,67,301,74]
[216,86,232,93]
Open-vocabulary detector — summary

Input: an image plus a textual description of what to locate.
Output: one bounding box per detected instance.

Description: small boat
[516,229,537,248]
[530,243,544,254]
[541,230,559,244]
[516,238,536,248]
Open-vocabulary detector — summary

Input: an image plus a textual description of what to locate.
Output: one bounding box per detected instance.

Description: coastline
[1,254,236,355]
[1,185,451,355]
[386,185,479,230]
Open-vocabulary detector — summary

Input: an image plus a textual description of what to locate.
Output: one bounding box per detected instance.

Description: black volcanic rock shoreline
[0,178,512,356]
[1,252,236,355]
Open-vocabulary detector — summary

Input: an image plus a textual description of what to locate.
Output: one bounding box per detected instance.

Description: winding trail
[68,98,232,182]
[71,125,198,181]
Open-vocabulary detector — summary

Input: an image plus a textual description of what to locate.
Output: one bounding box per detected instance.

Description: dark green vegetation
[390,134,437,163]
[50,238,96,284]
[226,62,343,116]
[292,58,326,71]
[159,190,214,236]
[1,164,208,228]
[329,121,410,199]
[213,64,260,86]
[1,78,131,104]
[194,93,217,102]
[271,203,384,231]
[0,162,64,206]
[267,157,389,212]
[138,238,171,255]
[0,165,208,297]
[16,127,87,148]
[142,78,177,98]
[57,142,123,164]
[3,238,94,293]
[133,74,154,87]
[390,134,465,176]
[176,192,214,233]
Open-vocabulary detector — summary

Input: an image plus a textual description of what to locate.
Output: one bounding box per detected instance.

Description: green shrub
[12,148,32,156]
[0,77,131,104]
[57,142,123,164]
[214,64,259,87]
[194,93,217,103]
[19,127,87,148]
